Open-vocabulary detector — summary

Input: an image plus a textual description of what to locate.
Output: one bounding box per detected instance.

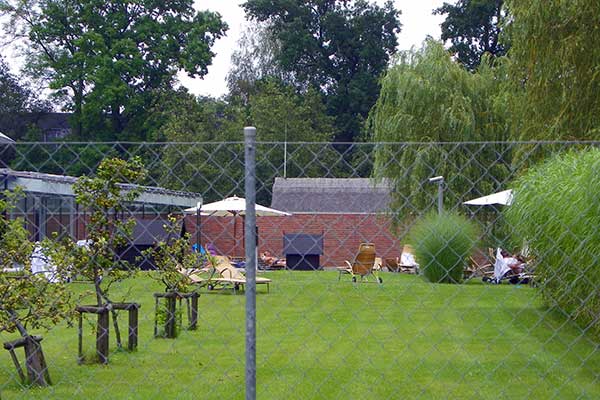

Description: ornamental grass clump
[408,211,479,284]
[505,148,600,336]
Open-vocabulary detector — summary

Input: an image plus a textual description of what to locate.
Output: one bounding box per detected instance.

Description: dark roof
[132,219,183,245]
[35,112,71,131]
[270,178,392,214]
[0,168,201,207]
[0,112,71,140]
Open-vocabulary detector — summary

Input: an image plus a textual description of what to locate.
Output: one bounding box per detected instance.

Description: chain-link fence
[0,138,599,399]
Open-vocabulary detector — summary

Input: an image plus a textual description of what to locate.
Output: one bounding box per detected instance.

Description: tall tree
[434,0,508,70]
[369,41,512,217]
[0,0,227,140]
[0,56,49,115]
[149,81,336,204]
[241,0,401,142]
[226,22,293,102]
[506,0,600,140]
[0,56,51,139]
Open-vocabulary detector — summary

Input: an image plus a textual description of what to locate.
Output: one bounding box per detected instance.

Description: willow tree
[369,40,511,220]
[506,0,600,140]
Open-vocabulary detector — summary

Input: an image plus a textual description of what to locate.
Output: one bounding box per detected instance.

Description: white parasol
[0,132,15,144]
[463,189,513,206]
[184,196,290,257]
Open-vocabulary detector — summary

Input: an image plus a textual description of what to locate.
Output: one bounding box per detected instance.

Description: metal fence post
[244,126,257,400]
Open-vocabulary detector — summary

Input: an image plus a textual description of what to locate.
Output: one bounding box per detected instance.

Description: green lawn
[1,271,598,399]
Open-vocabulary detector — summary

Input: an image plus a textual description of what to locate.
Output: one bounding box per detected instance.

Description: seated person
[500,249,526,274]
[260,251,286,268]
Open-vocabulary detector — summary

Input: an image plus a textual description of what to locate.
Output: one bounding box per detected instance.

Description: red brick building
[189,178,404,268]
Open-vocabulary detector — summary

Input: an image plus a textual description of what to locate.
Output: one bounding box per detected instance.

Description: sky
[180,0,450,97]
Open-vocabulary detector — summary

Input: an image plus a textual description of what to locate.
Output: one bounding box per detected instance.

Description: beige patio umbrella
[184,196,291,257]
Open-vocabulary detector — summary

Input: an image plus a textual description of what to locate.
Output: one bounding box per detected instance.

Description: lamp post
[428,176,444,214]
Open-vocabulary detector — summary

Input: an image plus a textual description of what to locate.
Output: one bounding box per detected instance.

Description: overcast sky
[180,0,450,97]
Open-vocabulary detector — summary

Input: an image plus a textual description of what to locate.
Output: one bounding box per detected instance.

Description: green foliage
[408,212,479,284]
[150,81,338,204]
[1,0,226,140]
[227,22,293,100]
[0,56,50,115]
[242,0,401,142]
[143,215,204,293]
[11,142,116,176]
[0,56,50,166]
[506,0,600,140]
[435,0,508,70]
[504,148,600,336]
[0,188,72,336]
[370,41,512,217]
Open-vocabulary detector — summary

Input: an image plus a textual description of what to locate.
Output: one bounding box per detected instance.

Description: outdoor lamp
[428,176,444,214]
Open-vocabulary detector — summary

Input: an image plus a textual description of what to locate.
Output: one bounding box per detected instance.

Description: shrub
[505,148,600,336]
[408,211,479,283]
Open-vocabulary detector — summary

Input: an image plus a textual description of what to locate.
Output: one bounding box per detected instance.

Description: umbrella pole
[196,209,200,250]
[233,216,236,258]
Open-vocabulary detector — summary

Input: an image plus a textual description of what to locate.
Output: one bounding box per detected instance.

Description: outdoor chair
[337,243,382,283]
[207,256,271,293]
[464,248,494,280]
[384,257,399,272]
[177,264,214,288]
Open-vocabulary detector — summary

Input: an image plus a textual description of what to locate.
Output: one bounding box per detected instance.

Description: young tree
[144,215,201,294]
[434,0,508,71]
[0,0,227,140]
[0,188,71,386]
[142,215,204,338]
[48,156,146,361]
[241,0,401,142]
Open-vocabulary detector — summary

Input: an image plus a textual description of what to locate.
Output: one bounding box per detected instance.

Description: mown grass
[0,271,598,399]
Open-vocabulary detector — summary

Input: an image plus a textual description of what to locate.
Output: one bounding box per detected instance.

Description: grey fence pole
[244,126,257,400]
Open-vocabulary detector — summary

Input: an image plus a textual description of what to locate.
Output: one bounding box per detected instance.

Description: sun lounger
[208,256,272,293]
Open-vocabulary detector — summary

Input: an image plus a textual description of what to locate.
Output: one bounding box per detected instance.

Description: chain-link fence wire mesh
[0,140,599,399]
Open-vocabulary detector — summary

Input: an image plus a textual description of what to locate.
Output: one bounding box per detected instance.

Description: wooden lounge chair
[208,256,272,293]
[337,243,382,283]
[464,248,494,280]
[384,257,400,272]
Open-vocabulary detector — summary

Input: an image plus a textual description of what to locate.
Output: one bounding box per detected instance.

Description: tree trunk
[110,307,123,349]
[165,295,178,339]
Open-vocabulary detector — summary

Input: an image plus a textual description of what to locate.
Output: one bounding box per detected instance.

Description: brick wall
[185,213,404,267]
